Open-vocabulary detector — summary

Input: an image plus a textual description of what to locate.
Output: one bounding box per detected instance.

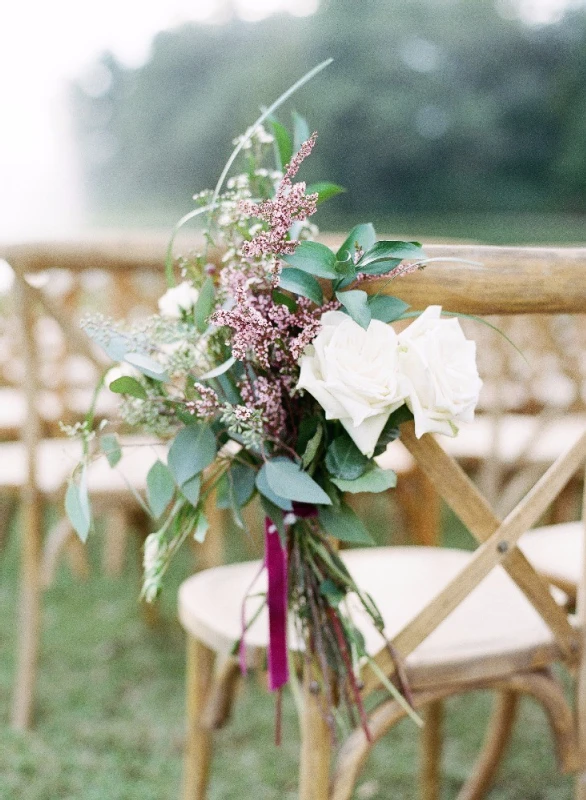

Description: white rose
[158,282,200,319]
[398,305,482,438]
[297,311,411,456]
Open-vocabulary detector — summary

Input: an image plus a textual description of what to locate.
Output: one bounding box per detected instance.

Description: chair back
[359,245,586,696]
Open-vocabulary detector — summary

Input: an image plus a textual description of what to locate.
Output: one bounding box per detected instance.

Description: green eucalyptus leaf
[101,335,128,361]
[358,257,402,277]
[332,466,397,494]
[146,460,175,518]
[264,457,331,505]
[100,433,121,467]
[336,223,376,262]
[168,425,217,487]
[65,468,91,543]
[124,352,168,381]
[194,276,215,333]
[181,475,201,506]
[256,464,293,511]
[325,434,369,481]
[358,240,424,270]
[292,110,311,153]
[194,511,209,543]
[373,405,415,456]
[319,579,346,607]
[282,241,337,279]
[301,426,323,469]
[272,289,297,312]
[279,268,323,305]
[109,376,147,400]
[260,496,286,545]
[269,118,293,171]
[198,356,236,381]
[216,464,256,509]
[306,182,346,205]
[318,502,374,545]
[336,289,371,330]
[368,295,410,323]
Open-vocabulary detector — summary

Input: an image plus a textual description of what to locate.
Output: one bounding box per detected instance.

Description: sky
[0,0,581,249]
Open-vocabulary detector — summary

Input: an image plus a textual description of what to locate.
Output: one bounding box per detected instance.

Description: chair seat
[519,521,583,594]
[179,546,568,691]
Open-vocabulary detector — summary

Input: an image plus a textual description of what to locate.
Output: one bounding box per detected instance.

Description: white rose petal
[397,305,482,438]
[297,311,411,456]
[158,282,200,319]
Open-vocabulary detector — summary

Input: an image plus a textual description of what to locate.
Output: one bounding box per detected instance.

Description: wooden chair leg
[420,700,443,800]
[456,691,519,800]
[12,492,43,730]
[103,507,128,577]
[299,664,332,800]
[182,635,216,800]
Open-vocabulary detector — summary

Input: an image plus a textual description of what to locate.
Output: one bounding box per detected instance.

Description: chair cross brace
[362,421,586,695]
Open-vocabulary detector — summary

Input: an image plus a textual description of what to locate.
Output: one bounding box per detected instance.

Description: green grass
[0,501,574,799]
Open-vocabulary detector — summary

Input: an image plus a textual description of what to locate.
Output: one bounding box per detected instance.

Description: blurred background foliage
[71,0,586,242]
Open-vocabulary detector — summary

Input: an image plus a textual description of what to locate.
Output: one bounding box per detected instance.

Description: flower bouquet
[67,63,482,735]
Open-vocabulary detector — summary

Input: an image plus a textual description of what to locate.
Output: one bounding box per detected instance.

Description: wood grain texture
[3,238,586,313]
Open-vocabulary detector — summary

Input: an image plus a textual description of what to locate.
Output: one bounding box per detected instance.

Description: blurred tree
[70,0,586,229]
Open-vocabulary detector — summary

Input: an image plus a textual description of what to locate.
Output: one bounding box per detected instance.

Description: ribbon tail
[265,517,289,692]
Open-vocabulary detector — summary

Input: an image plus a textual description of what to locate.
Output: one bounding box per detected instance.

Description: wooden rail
[2,236,586,314]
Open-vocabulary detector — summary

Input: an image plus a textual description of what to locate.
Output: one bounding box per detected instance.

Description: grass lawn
[0,500,575,799]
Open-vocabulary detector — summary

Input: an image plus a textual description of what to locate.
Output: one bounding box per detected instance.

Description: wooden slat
[3,238,586,314]
[361,425,586,695]
[356,243,586,315]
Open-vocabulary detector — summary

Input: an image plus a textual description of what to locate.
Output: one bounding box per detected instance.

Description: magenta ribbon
[265,517,289,691]
[239,504,318,692]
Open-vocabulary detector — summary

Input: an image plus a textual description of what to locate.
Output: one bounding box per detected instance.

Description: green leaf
[301,426,323,469]
[101,334,128,361]
[336,223,376,262]
[100,433,121,467]
[109,376,147,400]
[358,240,424,271]
[332,466,397,493]
[306,182,346,205]
[336,290,371,330]
[373,405,414,456]
[368,295,410,323]
[264,457,331,505]
[260,496,286,545]
[269,118,293,171]
[181,475,201,506]
[217,464,256,509]
[124,352,168,381]
[65,469,91,543]
[319,579,346,607]
[356,258,402,277]
[256,464,293,511]
[168,425,217,487]
[194,276,215,333]
[272,289,297,312]
[198,356,236,381]
[325,434,369,480]
[194,511,209,543]
[282,241,338,279]
[146,460,175,518]
[318,502,374,545]
[292,110,311,153]
[279,268,323,305]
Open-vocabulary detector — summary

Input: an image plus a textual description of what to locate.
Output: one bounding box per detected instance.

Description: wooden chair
[177,245,586,800]
[0,236,227,730]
